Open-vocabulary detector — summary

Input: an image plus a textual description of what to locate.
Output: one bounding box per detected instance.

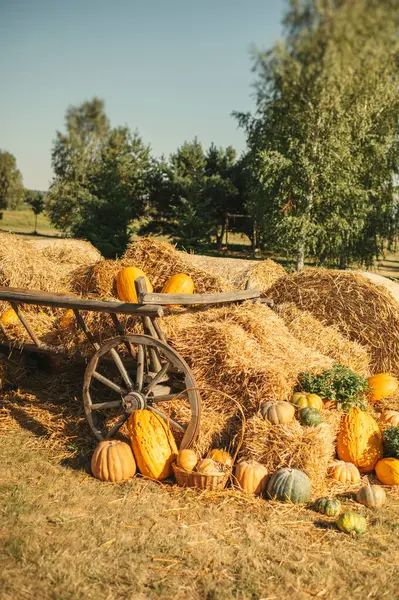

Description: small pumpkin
[381,410,399,428]
[267,468,311,504]
[299,407,322,427]
[196,458,223,475]
[0,308,19,326]
[314,497,341,518]
[208,449,233,468]
[161,273,195,295]
[116,266,153,303]
[177,449,198,472]
[330,461,361,484]
[336,511,367,535]
[368,373,398,402]
[60,309,75,329]
[356,484,386,509]
[260,401,295,425]
[128,409,177,480]
[290,392,323,412]
[337,407,383,472]
[375,457,399,486]
[91,439,136,482]
[234,460,268,495]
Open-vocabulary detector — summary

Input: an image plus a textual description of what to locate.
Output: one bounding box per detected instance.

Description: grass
[1,366,399,599]
[0,209,59,237]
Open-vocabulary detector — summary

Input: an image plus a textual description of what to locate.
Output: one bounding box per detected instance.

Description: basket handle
[169,387,246,463]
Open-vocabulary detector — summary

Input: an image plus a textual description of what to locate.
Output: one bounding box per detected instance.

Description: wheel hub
[122,391,146,414]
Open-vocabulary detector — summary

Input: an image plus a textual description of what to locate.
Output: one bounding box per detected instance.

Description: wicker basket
[172,388,245,491]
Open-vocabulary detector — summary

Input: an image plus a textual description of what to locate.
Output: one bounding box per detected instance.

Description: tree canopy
[0,151,24,212]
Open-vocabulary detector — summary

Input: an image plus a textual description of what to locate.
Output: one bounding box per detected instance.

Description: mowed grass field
[0,209,59,237]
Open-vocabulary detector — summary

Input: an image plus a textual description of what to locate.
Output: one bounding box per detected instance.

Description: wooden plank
[11,302,42,348]
[138,288,261,306]
[0,287,163,317]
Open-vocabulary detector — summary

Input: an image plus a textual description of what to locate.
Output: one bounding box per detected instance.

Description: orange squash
[161,273,194,295]
[381,410,399,427]
[177,449,198,471]
[234,460,268,495]
[128,410,177,480]
[91,439,136,482]
[330,461,361,484]
[337,407,383,472]
[0,308,19,326]
[368,373,398,402]
[60,309,75,329]
[208,449,233,467]
[375,457,399,486]
[116,266,153,303]
[196,458,223,474]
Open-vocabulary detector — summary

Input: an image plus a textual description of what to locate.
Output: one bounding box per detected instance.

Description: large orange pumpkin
[0,308,19,326]
[337,407,383,473]
[91,439,136,482]
[161,273,194,295]
[234,460,268,495]
[128,410,177,480]
[368,373,398,402]
[116,266,153,303]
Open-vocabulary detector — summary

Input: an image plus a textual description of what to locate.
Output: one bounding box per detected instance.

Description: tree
[0,151,24,213]
[25,190,45,234]
[236,0,399,269]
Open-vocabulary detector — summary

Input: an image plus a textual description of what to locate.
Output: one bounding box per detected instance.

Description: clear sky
[0,0,285,190]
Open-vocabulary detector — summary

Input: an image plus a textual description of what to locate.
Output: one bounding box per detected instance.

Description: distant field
[0,209,59,237]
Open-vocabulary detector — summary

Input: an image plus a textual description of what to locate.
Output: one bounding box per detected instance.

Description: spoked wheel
[83,334,201,447]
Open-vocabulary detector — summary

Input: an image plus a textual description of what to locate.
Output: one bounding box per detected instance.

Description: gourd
[356,484,386,509]
[381,410,399,427]
[299,407,322,427]
[128,409,177,480]
[234,460,268,495]
[368,373,398,402]
[329,461,361,484]
[60,309,75,329]
[177,449,198,471]
[161,273,195,295]
[314,497,341,518]
[196,458,223,475]
[290,392,323,412]
[260,401,295,425]
[91,439,136,482]
[267,468,311,504]
[375,457,399,486]
[116,266,153,303]
[0,308,19,326]
[208,449,233,468]
[337,407,383,472]
[336,512,367,535]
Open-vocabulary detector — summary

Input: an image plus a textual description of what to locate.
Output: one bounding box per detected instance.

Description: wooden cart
[0,278,269,448]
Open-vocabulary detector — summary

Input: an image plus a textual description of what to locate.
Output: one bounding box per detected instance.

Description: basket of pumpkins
[172,389,245,491]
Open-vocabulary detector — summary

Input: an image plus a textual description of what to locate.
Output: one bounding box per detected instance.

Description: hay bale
[70,260,122,298]
[39,240,101,268]
[240,414,336,495]
[123,237,232,293]
[276,303,370,376]
[268,269,399,376]
[185,254,286,292]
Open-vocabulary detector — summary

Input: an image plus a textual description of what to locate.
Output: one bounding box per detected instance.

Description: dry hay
[240,413,336,496]
[268,268,399,376]
[70,259,122,298]
[185,254,286,292]
[32,237,101,265]
[123,237,232,293]
[276,303,370,376]
[162,302,332,414]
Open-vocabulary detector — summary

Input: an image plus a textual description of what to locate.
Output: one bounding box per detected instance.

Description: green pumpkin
[267,468,311,504]
[336,511,367,535]
[299,407,322,427]
[314,497,341,517]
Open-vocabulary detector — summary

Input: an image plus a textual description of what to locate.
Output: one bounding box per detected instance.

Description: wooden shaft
[73,309,100,350]
[11,303,41,347]
[138,289,261,306]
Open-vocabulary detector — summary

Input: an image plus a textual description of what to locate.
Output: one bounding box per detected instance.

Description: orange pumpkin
[116,266,153,303]
[91,439,136,482]
[381,410,399,428]
[196,458,223,475]
[208,449,233,467]
[330,461,361,484]
[177,449,198,471]
[60,309,75,329]
[234,460,268,495]
[375,458,399,486]
[368,373,398,402]
[0,308,19,326]
[336,407,383,473]
[161,273,194,295]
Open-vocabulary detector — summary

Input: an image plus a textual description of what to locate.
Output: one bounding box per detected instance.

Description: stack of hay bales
[268,269,399,376]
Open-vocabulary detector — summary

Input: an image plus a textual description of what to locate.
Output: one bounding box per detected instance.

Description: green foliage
[24,190,45,234]
[299,364,368,411]
[0,151,24,211]
[236,0,399,269]
[383,426,399,459]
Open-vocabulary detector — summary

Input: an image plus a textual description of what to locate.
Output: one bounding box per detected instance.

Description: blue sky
[0,0,284,190]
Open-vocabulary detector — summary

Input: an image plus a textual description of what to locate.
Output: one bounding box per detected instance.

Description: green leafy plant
[298,363,368,412]
[383,426,399,459]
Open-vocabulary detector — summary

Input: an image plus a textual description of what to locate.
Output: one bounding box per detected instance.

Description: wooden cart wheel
[83,334,201,447]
